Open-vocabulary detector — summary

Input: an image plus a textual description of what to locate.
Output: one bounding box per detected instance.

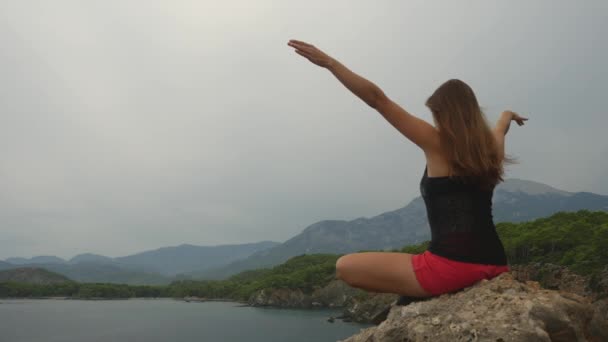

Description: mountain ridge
[189,177,608,280]
[3,177,607,284]
[1,241,281,284]
[0,267,71,284]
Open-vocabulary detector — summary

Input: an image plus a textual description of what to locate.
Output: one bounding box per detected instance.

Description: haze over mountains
[3,178,607,284]
[0,241,279,284]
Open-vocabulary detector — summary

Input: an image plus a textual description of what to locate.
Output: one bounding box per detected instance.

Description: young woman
[287,39,528,297]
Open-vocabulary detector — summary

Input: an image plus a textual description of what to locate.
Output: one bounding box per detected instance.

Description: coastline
[0,297,246,302]
[0,296,354,322]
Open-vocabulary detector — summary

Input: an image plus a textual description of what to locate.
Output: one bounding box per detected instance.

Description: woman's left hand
[287,40,335,68]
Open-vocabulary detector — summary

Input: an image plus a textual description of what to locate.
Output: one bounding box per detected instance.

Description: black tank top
[420,165,508,265]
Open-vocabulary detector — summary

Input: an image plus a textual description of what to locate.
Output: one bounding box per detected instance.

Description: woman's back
[420,162,508,265]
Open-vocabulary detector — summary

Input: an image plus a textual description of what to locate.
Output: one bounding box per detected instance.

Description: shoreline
[0,297,358,324]
[0,297,345,311]
[0,297,245,302]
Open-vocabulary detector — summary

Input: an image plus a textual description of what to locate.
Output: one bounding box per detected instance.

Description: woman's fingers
[287,40,333,68]
[294,48,311,58]
[293,44,315,55]
[289,39,313,48]
[288,41,317,56]
[294,49,308,58]
[287,41,304,49]
[294,49,315,63]
[290,43,317,59]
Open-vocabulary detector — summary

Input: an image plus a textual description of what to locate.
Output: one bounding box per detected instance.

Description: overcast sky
[1,1,606,259]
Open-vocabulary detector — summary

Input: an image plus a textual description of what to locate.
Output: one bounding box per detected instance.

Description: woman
[287,39,528,298]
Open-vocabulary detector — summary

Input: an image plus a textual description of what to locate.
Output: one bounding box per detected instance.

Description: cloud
[0,0,606,258]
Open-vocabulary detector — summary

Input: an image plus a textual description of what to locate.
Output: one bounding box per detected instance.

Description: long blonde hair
[425,79,517,190]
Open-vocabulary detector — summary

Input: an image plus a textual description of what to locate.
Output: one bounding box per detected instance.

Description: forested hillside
[2,210,606,300]
[400,210,608,276]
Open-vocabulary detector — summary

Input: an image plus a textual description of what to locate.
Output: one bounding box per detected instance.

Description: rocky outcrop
[590,265,608,300]
[248,288,312,308]
[247,264,608,331]
[342,292,399,323]
[511,263,593,298]
[335,265,604,326]
[247,279,368,308]
[310,279,367,307]
[339,273,608,342]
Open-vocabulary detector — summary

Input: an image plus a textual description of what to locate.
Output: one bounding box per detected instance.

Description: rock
[589,265,608,300]
[341,292,399,324]
[591,298,608,339]
[510,262,593,298]
[247,288,312,308]
[373,295,435,325]
[339,273,608,342]
[246,279,367,308]
[311,279,366,307]
[183,296,206,302]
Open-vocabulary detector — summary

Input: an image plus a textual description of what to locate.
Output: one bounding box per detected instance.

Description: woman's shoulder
[423,151,454,178]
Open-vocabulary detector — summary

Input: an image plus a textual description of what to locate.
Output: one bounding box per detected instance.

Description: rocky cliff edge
[340,272,608,342]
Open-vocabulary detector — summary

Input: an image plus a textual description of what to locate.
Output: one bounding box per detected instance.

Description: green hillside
[2,210,606,300]
[0,268,71,284]
[167,254,339,300]
[399,209,608,277]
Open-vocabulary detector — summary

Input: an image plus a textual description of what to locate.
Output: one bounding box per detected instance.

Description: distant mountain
[5,178,606,284]
[492,179,608,223]
[0,267,70,284]
[14,263,172,285]
[6,256,66,265]
[187,197,429,280]
[2,241,281,284]
[194,178,608,280]
[1,257,169,285]
[115,241,280,276]
[69,253,115,264]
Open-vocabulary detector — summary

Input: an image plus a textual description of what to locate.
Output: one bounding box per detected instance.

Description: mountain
[5,178,606,284]
[69,253,114,264]
[0,261,13,271]
[187,198,430,280]
[6,256,66,265]
[17,263,172,285]
[115,241,280,276]
[2,241,281,284]
[193,178,608,280]
[0,267,71,284]
[1,257,169,284]
[492,178,608,223]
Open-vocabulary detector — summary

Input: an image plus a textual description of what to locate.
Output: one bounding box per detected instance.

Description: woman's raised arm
[287,39,438,151]
[287,40,382,107]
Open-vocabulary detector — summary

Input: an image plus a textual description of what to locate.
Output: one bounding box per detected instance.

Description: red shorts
[411,250,510,296]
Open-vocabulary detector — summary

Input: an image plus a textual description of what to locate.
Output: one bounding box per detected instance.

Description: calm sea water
[0,299,372,342]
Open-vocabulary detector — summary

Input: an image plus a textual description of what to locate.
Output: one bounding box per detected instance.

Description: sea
[0,299,372,342]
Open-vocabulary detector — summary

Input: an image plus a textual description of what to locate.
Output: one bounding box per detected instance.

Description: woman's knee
[335,254,354,282]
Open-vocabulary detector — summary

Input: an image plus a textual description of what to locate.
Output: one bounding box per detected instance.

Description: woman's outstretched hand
[287,40,335,68]
[503,110,528,126]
